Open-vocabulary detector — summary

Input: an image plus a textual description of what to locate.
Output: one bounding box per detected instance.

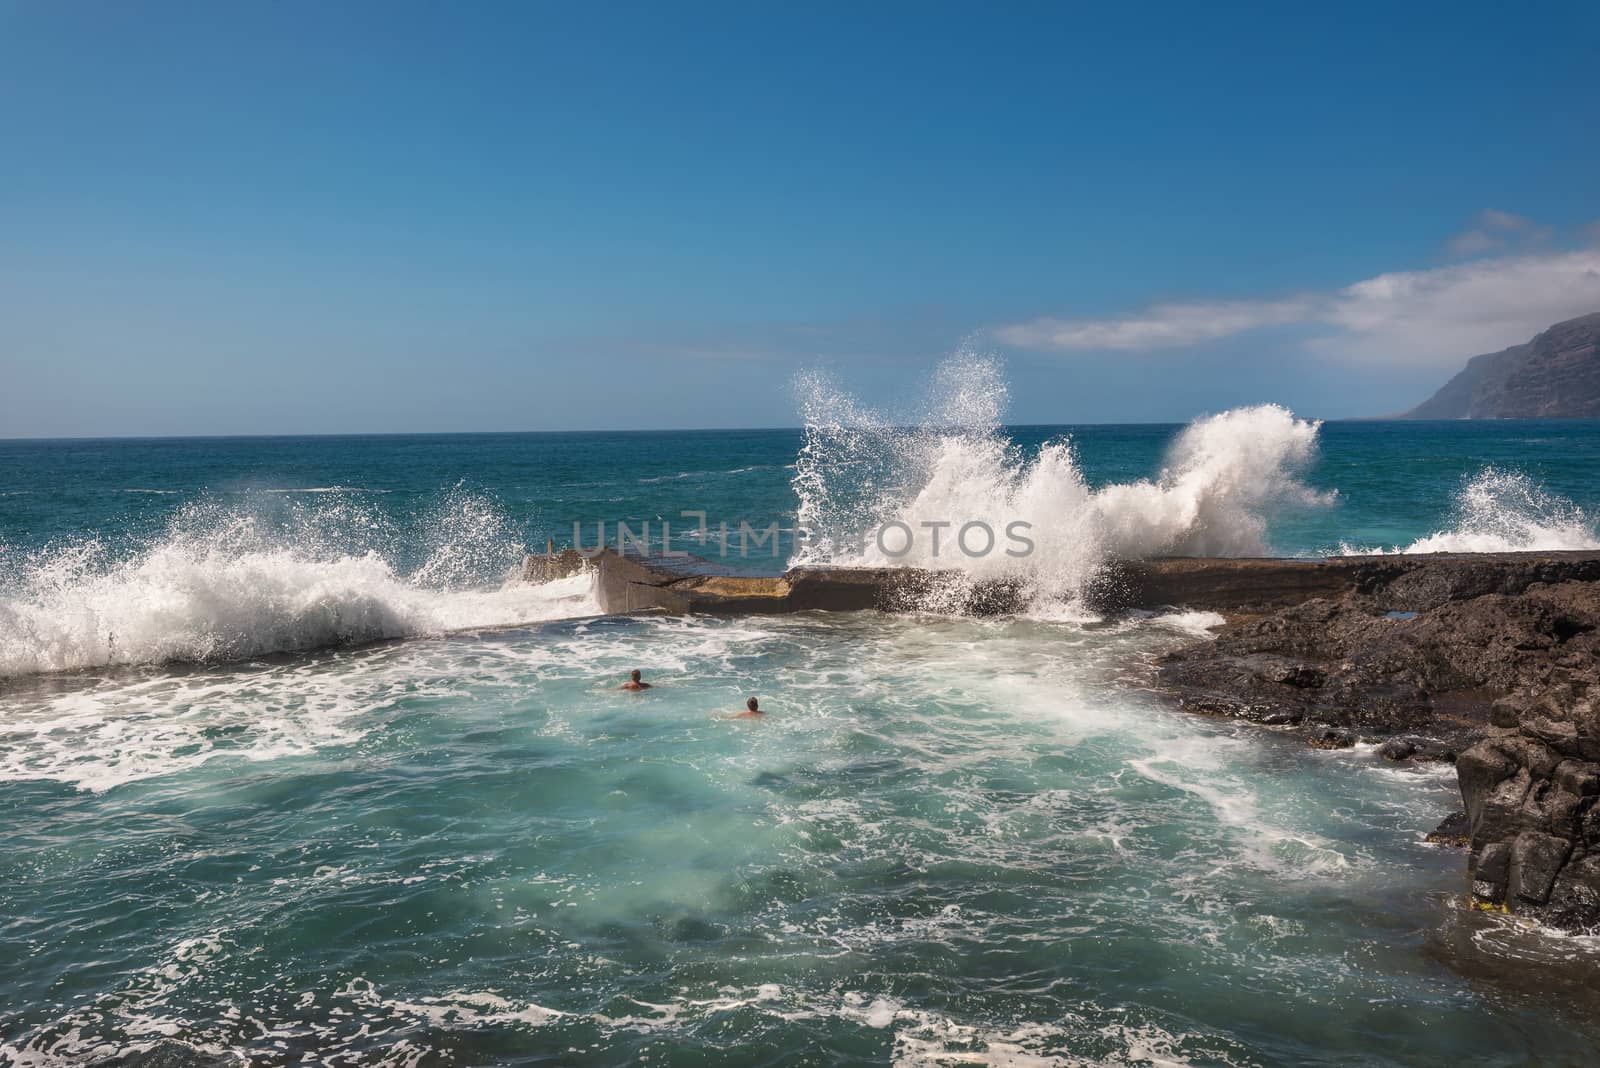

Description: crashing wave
[791,352,1330,607]
[0,494,598,678]
[1346,467,1600,555]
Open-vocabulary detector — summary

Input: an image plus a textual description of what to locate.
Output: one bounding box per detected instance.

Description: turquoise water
[6,420,1600,570]
[5,418,1600,1064]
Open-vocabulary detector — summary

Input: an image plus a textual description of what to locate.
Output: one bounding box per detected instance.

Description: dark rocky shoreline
[1156,557,1600,933]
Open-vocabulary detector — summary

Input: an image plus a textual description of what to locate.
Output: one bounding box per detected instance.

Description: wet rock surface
[1158,567,1600,933]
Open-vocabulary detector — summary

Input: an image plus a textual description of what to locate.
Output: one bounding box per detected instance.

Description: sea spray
[409,482,531,589]
[1338,467,1600,555]
[791,354,1330,609]
[1400,468,1600,553]
[1091,405,1329,558]
[0,493,598,678]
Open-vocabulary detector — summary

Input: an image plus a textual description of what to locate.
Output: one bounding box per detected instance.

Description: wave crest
[0,495,597,679]
[791,354,1329,607]
[1346,468,1600,555]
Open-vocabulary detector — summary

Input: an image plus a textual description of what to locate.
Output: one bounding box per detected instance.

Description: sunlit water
[6,607,1593,1068]
[5,611,1600,1064]
[7,409,1600,1063]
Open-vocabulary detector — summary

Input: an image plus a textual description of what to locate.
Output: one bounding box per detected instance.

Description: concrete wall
[522,548,1600,618]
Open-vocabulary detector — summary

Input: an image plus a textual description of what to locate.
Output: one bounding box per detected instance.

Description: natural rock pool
[5,610,1598,1065]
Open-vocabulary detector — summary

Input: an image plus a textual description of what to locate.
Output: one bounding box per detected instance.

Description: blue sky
[3,1,1599,436]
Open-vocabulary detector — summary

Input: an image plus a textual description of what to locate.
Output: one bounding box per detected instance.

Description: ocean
[6,369,1600,1064]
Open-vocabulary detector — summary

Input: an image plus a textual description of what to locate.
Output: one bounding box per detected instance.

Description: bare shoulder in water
[723,696,765,719]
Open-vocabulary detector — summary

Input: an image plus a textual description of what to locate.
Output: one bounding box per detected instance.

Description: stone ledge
[522,547,1600,618]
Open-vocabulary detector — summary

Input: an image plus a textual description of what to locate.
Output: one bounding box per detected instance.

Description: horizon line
[0,415,1500,445]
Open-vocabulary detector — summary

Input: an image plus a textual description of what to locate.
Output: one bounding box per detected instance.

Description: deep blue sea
[4,414,1600,1065]
[6,419,1600,574]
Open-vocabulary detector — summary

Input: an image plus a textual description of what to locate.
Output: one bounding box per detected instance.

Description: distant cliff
[1403,312,1600,419]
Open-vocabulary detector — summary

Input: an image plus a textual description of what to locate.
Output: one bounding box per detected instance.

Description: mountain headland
[1403,312,1600,419]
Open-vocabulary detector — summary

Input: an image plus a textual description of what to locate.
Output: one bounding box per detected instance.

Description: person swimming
[619,669,651,691]
[725,696,763,719]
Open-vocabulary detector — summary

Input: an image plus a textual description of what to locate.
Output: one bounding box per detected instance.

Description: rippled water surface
[6,611,1599,1065]
[7,416,1600,1063]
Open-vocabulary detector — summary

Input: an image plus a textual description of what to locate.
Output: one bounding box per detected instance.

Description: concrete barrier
[521,548,1600,617]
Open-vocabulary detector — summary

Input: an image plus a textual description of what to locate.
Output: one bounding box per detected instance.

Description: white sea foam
[260,484,389,494]
[1147,609,1228,636]
[0,607,1471,1057]
[1343,467,1600,555]
[0,496,598,678]
[792,352,1329,610]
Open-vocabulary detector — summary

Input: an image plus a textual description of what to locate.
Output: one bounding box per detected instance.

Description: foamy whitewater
[1371,467,1600,554]
[5,393,1600,1064]
[793,355,1597,610]
[0,495,599,678]
[5,358,1600,678]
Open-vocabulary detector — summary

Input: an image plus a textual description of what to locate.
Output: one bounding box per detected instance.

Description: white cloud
[993,224,1600,368]
[1479,209,1532,229]
[1444,229,1502,257]
[1445,209,1551,257]
[992,297,1312,351]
